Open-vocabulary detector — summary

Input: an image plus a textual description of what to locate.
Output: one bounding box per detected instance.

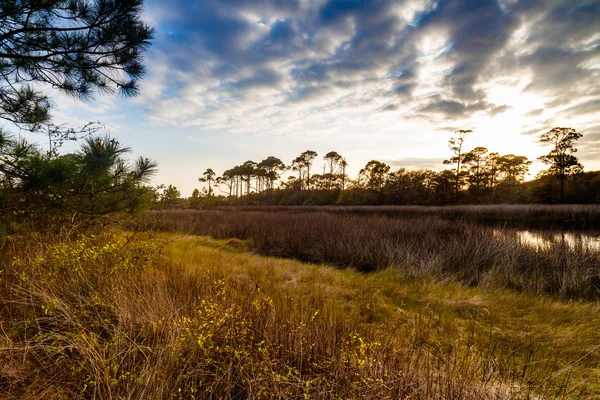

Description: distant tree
[258,156,287,190]
[497,154,531,186]
[309,173,329,190]
[443,129,472,201]
[299,150,318,190]
[339,157,348,190]
[323,151,343,189]
[198,168,216,195]
[257,156,286,204]
[386,168,416,204]
[281,176,302,191]
[239,161,257,196]
[216,170,235,202]
[463,146,488,190]
[290,156,305,189]
[228,165,244,199]
[539,127,583,201]
[484,152,501,190]
[291,151,317,190]
[358,160,390,192]
[0,0,154,128]
[161,184,181,209]
[433,170,456,205]
[189,188,202,209]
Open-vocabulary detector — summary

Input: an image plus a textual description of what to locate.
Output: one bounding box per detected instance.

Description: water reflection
[494,229,600,252]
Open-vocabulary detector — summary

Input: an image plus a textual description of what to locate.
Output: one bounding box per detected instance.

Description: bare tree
[443,129,472,201]
[339,157,348,190]
[216,170,236,202]
[198,168,216,196]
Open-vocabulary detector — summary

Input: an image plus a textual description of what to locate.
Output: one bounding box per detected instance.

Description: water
[494,229,600,252]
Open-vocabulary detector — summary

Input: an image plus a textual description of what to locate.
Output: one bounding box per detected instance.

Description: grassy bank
[155,210,600,301]
[1,233,599,398]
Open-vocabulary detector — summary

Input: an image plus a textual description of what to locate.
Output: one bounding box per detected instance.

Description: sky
[37,0,600,196]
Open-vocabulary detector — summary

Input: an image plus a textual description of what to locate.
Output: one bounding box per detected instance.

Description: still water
[494,229,600,252]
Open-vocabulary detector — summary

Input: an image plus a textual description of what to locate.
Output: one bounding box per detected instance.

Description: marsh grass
[216,204,600,228]
[1,232,598,398]
[155,210,600,301]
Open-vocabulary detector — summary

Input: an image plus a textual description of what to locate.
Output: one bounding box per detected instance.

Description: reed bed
[215,204,600,228]
[155,210,600,301]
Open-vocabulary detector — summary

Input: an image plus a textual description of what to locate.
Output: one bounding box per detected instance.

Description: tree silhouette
[298,150,318,190]
[239,161,257,197]
[189,188,202,209]
[463,146,488,190]
[358,160,390,192]
[290,156,304,189]
[539,127,583,201]
[258,156,286,204]
[191,125,595,207]
[0,0,154,128]
[484,152,501,191]
[323,151,342,189]
[497,154,531,186]
[199,168,216,196]
[161,184,181,209]
[290,151,317,190]
[339,157,348,190]
[216,170,235,202]
[227,165,243,199]
[258,156,286,190]
[443,129,472,201]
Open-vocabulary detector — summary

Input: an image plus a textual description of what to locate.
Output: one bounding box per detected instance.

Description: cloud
[416,0,517,100]
[416,95,492,120]
[559,100,600,117]
[420,98,468,116]
[378,103,398,112]
[135,0,600,142]
[390,82,417,96]
[525,109,544,117]
[491,104,511,116]
[383,157,445,170]
[578,125,600,164]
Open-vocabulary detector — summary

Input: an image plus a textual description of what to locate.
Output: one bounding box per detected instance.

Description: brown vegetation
[212,204,600,228]
[154,208,600,300]
[1,232,598,398]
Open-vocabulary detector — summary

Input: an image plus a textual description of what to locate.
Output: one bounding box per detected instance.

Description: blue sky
[41,0,600,196]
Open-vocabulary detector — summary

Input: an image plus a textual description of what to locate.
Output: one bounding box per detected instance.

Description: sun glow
[487,85,545,113]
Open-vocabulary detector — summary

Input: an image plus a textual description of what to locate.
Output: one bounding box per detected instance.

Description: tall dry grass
[217,204,600,228]
[1,232,596,399]
[154,210,600,300]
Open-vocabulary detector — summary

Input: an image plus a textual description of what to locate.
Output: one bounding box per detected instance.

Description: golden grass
[168,235,600,394]
[1,232,599,398]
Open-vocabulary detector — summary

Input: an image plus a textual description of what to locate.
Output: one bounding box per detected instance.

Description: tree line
[154,126,597,209]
